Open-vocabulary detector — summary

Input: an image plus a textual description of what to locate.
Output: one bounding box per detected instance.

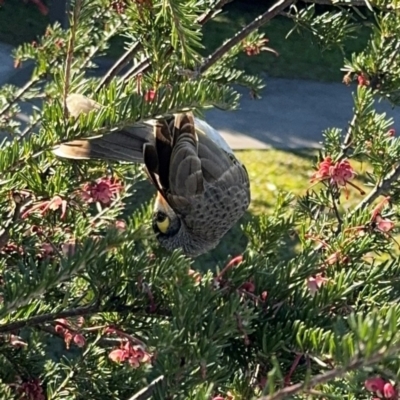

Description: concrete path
[1,42,400,150]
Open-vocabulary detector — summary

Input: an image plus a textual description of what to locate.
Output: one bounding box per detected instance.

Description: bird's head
[151,192,217,258]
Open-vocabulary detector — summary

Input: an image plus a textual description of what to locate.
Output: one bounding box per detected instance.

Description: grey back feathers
[53,93,251,257]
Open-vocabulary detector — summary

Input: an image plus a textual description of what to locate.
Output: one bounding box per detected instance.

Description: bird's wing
[52,125,154,163]
[168,112,204,198]
[53,94,237,172]
[52,93,155,163]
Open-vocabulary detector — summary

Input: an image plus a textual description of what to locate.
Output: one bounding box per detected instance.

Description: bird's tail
[52,93,154,163]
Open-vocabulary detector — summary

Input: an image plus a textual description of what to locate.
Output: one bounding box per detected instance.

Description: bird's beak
[155,191,168,210]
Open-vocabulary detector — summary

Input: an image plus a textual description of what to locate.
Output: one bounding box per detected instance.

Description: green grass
[0,2,48,45]
[202,2,371,82]
[0,1,372,82]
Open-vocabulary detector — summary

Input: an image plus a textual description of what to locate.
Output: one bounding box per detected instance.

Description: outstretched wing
[53,93,154,163]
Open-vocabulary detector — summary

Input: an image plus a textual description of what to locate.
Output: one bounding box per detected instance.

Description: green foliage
[2,0,400,400]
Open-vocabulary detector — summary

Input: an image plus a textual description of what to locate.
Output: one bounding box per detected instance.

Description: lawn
[191,149,372,270]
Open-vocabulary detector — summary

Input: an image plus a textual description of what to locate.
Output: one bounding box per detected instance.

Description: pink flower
[388,128,396,137]
[81,177,122,206]
[310,156,364,198]
[384,382,397,399]
[370,197,395,233]
[375,215,395,233]
[22,195,68,219]
[41,243,53,256]
[115,220,127,231]
[108,341,151,368]
[357,73,369,87]
[54,318,85,349]
[144,89,156,102]
[109,348,126,363]
[306,274,329,295]
[73,334,86,348]
[10,335,27,348]
[365,377,386,393]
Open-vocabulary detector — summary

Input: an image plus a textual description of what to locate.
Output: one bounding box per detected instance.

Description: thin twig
[127,375,165,400]
[63,0,83,119]
[198,0,295,74]
[301,0,368,6]
[121,0,237,82]
[301,0,399,11]
[197,0,234,25]
[0,304,98,333]
[330,187,343,232]
[338,113,357,160]
[0,302,171,334]
[257,343,400,400]
[0,77,40,117]
[121,58,152,82]
[96,42,143,92]
[0,192,25,248]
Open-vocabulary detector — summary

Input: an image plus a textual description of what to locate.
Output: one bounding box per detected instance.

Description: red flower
[371,197,395,233]
[81,177,122,206]
[384,383,397,399]
[388,128,396,137]
[108,341,151,368]
[15,378,45,400]
[365,377,386,393]
[144,89,156,102]
[28,0,49,15]
[73,333,86,348]
[357,73,370,87]
[240,281,255,293]
[54,318,86,349]
[310,156,364,198]
[109,348,126,363]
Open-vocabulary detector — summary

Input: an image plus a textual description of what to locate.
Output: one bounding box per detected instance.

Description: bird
[53,93,251,257]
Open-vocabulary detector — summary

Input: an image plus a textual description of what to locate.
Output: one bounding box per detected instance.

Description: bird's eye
[156,213,170,233]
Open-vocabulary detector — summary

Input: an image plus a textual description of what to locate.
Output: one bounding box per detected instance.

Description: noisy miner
[53,93,251,257]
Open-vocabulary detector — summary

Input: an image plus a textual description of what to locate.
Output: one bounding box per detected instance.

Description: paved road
[1,42,400,150]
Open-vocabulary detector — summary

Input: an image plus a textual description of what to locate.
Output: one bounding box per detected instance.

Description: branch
[121,58,152,82]
[300,0,399,10]
[0,77,40,117]
[95,42,143,92]
[0,304,98,333]
[0,192,25,248]
[301,0,368,5]
[338,113,357,161]
[198,0,295,74]
[127,375,165,400]
[197,0,234,25]
[63,0,82,118]
[120,0,240,81]
[258,343,400,400]
[354,165,400,212]
[0,301,171,333]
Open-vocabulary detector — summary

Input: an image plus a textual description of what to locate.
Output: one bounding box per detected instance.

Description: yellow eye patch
[156,215,170,233]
